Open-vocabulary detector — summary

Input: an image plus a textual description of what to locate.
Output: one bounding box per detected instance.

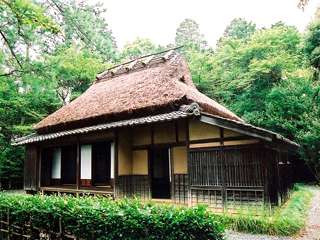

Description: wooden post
[263,148,270,208]
[38,146,42,191]
[114,131,119,199]
[59,218,63,240]
[29,215,33,239]
[76,139,80,190]
[221,147,227,213]
[219,128,227,213]
[170,147,174,201]
[0,215,3,240]
[7,214,11,240]
[185,118,191,207]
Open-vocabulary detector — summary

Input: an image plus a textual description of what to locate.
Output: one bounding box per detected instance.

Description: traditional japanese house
[14,49,299,212]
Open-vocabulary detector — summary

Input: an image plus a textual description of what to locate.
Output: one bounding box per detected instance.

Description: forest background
[0,0,319,189]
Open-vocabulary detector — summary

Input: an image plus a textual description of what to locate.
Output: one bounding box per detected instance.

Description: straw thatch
[34,51,243,134]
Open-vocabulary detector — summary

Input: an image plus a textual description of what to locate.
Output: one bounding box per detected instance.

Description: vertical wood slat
[174,174,188,204]
[117,175,150,200]
[0,214,82,239]
[7,214,11,240]
[188,146,267,211]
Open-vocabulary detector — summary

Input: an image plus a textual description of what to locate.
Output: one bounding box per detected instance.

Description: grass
[218,184,314,236]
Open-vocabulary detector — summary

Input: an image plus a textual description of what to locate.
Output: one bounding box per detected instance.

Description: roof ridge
[95,46,183,84]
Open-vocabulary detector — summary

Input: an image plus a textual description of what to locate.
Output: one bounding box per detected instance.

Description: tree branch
[0,28,23,69]
[0,70,24,77]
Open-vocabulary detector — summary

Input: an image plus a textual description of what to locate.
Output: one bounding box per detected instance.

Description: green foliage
[0,194,225,239]
[0,0,60,71]
[0,0,118,188]
[220,185,313,236]
[0,76,61,189]
[175,18,207,49]
[120,37,158,60]
[220,18,256,43]
[265,70,320,180]
[46,44,107,104]
[199,21,320,181]
[39,0,117,61]
[304,7,320,79]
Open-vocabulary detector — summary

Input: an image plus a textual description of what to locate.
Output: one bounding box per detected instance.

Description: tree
[175,18,207,49]
[0,75,61,189]
[119,37,157,60]
[266,70,320,181]
[0,0,118,189]
[221,18,256,43]
[304,7,320,80]
[207,22,320,181]
[0,0,60,75]
[174,18,213,92]
[211,23,302,114]
[46,44,111,104]
[38,0,117,62]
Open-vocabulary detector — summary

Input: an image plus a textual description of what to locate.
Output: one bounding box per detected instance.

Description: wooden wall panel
[132,150,148,174]
[154,122,176,144]
[189,120,220,141]
[132,125,151,146]
[173,147,187,174]
[118,130,132,175]
[24,145,38,191]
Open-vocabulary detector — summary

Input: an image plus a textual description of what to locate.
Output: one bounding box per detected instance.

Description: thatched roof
[34,50,243,134]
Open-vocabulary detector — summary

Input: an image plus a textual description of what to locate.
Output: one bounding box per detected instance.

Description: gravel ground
[226,185,320,240]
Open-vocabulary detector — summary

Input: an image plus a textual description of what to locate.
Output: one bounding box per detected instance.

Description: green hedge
[0,193,225,239]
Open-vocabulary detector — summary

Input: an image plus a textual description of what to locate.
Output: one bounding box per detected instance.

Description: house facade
[14,50,298,212]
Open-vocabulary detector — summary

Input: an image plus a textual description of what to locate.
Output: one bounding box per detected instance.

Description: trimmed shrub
[0,193,225,239]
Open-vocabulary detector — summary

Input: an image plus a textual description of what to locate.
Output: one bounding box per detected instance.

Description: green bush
[0,193,225,239]
[219,185,313,236]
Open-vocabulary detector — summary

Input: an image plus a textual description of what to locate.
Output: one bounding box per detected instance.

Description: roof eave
[199,113,299,151]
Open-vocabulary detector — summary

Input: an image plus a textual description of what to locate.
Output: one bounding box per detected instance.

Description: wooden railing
[0,214,78,240]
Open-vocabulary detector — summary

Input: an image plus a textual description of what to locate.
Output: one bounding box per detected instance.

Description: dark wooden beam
[151,125,154,145]
[219,127,224,146]
[175,122,179,143]
[76,138,80,190]
[132,141,186,151]
[200,115,273,142]
[188,143,263,152]
[189,135,255,145]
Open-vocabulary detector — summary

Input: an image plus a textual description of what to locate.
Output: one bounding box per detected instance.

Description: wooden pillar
[148,149,152,199]
[151,125,154,145]
[185,118,191,207]
[76,138,80,190]
[219,128,227,212]
[37,146,41,191]
[170,147,174,201]
[114,131,119,198]
[262,148,270,207]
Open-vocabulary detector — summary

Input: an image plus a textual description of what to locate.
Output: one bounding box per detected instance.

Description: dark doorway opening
[92,141,111,185]
[61,145,77,184]
[41,147,53,186]
[150,148,171,199]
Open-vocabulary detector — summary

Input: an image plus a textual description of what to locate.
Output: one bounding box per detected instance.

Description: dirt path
[296,185,320,240]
